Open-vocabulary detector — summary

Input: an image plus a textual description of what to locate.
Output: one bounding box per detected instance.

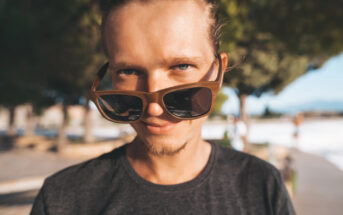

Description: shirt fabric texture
[31,142,296,215]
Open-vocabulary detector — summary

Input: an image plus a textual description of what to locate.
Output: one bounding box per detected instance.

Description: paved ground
[0,190,38,215]
[0,149,85,182]
[1,148,343,215]
[291,148,343,215]
[0,149,86,215]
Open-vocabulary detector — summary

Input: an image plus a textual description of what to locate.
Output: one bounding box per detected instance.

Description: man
[31,0,296,214]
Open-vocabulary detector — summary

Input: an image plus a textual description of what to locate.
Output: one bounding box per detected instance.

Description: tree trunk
[57,103,68,151]
[238,93,249,152]
[239,93,248,124]
[84,98,94,143]
[6,106,16,136]
[25,104,35,136]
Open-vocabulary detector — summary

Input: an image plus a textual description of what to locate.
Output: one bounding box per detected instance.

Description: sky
[222,52,343,115]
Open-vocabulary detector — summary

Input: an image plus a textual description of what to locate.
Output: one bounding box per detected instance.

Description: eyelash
[116,69,140,76]
[116,63,193,77]
[172,64,192,71]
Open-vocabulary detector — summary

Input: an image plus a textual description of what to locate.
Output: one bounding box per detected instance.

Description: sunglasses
[89,55,223,123]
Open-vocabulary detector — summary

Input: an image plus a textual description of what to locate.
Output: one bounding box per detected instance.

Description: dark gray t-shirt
[31,142,296,215]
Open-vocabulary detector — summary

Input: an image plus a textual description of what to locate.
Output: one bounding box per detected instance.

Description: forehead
[104,0,214,63]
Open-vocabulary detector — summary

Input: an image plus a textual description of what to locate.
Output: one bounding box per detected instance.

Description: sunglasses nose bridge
[145,91,160,104]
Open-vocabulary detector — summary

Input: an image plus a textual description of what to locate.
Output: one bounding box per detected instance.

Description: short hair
[99,0,221,56]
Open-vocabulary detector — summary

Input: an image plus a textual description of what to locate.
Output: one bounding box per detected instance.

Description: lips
[141,121,178,134]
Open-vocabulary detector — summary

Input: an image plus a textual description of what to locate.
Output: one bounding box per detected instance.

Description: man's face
[104,0,225,155]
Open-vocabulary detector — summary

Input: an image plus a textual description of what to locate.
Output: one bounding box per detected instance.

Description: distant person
[31,0,295,214]
[293,112,304,148]
[231,116,247,151]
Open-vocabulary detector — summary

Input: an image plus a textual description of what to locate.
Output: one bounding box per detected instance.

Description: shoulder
[42,145,126,194]
[213,144,295,214]
[215,144,283,182]
[32,145,130,213]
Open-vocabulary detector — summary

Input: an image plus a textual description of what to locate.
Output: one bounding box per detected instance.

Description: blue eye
[176,64,190,70]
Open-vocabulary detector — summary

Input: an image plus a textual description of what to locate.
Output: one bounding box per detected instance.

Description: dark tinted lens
[98,94,143,121]
[163,87,212,118]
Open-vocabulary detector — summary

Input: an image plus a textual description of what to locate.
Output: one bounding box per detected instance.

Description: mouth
[141,121,179,135]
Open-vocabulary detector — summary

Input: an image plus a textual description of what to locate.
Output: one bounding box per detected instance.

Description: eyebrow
[109,62,146,71]
[164,56,204,65]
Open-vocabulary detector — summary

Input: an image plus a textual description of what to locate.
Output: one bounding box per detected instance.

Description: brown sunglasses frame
[89,54,224,123]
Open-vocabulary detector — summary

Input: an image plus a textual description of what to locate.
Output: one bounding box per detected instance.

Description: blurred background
[0,0,342,214]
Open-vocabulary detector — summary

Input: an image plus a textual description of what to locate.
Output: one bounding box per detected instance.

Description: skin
[105,0,228,185]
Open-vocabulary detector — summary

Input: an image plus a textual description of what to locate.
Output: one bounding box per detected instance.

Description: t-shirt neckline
[120,141,217,192]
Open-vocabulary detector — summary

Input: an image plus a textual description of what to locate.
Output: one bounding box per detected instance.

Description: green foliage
[31,0,105,102]
[217,130,232,148]
[0,0,105,112]
[261,106,282,118]
[0,0,41,107]
[253,0,343,57]
[218,0,343,99]
[212,89,228,115]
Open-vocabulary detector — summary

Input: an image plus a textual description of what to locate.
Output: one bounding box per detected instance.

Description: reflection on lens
[164,87,212,118]
[98,94,142,121]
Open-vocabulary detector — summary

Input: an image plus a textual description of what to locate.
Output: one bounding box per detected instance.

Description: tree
[217,0,343,149]
[30,0,105,148]
[0,0,45,136]
[219,0,343,104]
[1,0,106,146]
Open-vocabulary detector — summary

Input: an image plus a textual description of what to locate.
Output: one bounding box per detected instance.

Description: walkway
[292,149,343,215]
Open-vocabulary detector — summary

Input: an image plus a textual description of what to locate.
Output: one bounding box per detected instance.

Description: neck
[126,135,212,185]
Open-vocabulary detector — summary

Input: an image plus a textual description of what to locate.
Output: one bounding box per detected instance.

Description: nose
[146,103,164,117]
[146,70,163,92]
[144,70,165,117]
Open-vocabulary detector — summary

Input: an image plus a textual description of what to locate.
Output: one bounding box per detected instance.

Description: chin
[138,134,188,156]
[130,118,205,156]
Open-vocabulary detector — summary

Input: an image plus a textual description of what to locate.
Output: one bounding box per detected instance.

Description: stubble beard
[143,139,189,156]
[131,119,204,156]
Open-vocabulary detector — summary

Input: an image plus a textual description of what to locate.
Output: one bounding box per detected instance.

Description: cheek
[130,123,142,133]
[175,117,207,134]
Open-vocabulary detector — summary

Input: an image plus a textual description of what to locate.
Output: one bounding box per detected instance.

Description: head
[99,0,228,155]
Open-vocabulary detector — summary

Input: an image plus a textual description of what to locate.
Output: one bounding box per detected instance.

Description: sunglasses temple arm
[215,55,224,87]
[91,63,109,92]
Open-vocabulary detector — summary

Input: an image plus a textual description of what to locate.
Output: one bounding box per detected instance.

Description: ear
[218,52,228,87]
[219,52,228,73]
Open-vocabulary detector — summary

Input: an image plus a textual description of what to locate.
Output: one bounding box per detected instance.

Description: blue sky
[222,52,343,115]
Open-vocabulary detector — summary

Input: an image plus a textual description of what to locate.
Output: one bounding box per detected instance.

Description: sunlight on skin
[104,0,228,184]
